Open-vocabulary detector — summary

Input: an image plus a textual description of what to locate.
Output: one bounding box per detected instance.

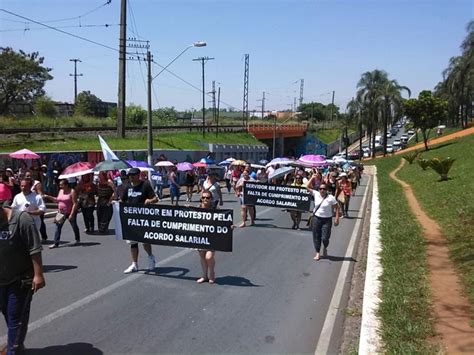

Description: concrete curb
[359,166,382,354]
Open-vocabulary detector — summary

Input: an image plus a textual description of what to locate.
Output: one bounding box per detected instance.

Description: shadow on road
[68,242,101,247]
[43,264,78,273]
[215,275,261,287]
[24,342,103,354]
[324,255,357,262]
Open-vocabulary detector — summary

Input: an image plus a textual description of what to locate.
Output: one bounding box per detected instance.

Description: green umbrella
[92,159,132,172]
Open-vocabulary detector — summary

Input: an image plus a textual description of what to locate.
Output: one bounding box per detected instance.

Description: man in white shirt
[306,182,339,261]
[11,178,46,231]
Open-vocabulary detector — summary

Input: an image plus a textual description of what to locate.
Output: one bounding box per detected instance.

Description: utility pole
[329,90,335,122]
[216,86,221,138]
[242,54,249,127]
[193,56,214,138]
[211,80,216,123]
[299,79,304,107]
[69,59,82,103]
[117,0,127,138]
[261,91,266,119]
[147,50,153,166]
[293,97,297,117]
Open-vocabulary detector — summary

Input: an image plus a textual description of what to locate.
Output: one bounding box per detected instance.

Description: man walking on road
[121,168,159,273]
[0,200,46,355]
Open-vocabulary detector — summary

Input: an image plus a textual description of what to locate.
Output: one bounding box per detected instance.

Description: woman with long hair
[96,171,115,234]
[76,174,97,234]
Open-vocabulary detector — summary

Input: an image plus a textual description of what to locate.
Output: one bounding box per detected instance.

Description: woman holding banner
[196,191,217,284]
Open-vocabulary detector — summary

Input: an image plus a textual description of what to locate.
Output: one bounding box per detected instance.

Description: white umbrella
[268,166,294,180]
[265,157,294,168]
[155,160,175,167]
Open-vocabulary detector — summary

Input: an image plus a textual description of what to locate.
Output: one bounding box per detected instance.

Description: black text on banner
[119,203,233,252]
[243,181,311,211]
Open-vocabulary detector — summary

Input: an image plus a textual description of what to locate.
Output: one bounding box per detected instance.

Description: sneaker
[147,255,156,270]
[123,263,138,274]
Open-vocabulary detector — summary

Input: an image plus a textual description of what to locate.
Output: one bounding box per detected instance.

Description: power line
[0,9,118,52]
[38,0,112,24]
[0,23,119,32]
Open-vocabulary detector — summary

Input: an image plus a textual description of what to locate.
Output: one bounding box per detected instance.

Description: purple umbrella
[296,154,328,167]
[176,162,194,171]
[126,160,154,172]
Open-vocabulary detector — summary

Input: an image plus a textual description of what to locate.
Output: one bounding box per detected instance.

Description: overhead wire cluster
[1,3,239,111]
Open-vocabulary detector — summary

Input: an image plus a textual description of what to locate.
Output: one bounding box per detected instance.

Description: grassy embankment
[1,132,260,153]
[369,132,474,351]
[397,133,474,325]
[370,157,437,353]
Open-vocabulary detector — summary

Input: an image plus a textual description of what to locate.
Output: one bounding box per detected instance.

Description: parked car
[407,128,415,135]
[386,132,392,138]
[348,150,363,160]
[386,144,394,153]
[400,134,409,144]
[390,128,398,135]
[393,139,402,147]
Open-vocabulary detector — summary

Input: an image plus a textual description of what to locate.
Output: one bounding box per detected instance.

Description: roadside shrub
[34,96,57,117]
[403,151,419,164]
[126,104,146,126]
[429,157,455,181]
[417,158,430,170]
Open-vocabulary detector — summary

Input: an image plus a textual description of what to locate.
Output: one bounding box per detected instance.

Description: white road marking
[0,248,191,344]
[0,205,275,343]
[314,175,372,355]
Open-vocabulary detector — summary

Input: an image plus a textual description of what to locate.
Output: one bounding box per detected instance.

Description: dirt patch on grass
[390,159,474,353]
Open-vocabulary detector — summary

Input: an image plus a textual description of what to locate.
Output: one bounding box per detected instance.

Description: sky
[1,0,472,112]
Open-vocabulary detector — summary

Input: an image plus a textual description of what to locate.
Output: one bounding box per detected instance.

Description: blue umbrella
[199,157,215,165]
[126,160,155,172]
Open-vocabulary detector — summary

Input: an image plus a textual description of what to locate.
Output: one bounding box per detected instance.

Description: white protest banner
[243,181,311,211]
[119,203,233,251]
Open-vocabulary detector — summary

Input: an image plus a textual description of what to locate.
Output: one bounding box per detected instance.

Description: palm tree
[356,70,389,157]
[436,21,473,128]
[347,96,366,156]
[377,80,411,155]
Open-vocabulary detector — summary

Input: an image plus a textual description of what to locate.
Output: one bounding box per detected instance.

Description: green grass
[397,134,474,324]
[314,128,342,144]
[1,115,117,128]
[1,132,260,153]
[369,158,438,353]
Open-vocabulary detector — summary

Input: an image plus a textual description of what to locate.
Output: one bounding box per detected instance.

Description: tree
[404,90,448,151]
[126,104,146,125]
[74,91,102,116]
[435,21,473,128]
[356,69,389,157]
[34,95,57,117]
[0,47,53,114]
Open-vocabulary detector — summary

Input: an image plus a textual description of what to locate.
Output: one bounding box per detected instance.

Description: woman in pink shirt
[43,179,80,248]
[0,171,13,203]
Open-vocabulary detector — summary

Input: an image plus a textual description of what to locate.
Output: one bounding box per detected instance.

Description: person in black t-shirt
[0,200,45,354]
[121,168,159,274]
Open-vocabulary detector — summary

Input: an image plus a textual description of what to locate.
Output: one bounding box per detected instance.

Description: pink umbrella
[192,162,207,168]
[59,162,96,179]
[296,154,328,167]
[176,162,194,171]
[9,148,40,160]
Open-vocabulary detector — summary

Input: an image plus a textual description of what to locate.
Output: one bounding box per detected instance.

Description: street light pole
[272,113,276,159]
[147,41,206,165]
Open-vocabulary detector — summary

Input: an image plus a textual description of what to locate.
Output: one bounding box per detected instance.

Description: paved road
[1,176,370,354]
